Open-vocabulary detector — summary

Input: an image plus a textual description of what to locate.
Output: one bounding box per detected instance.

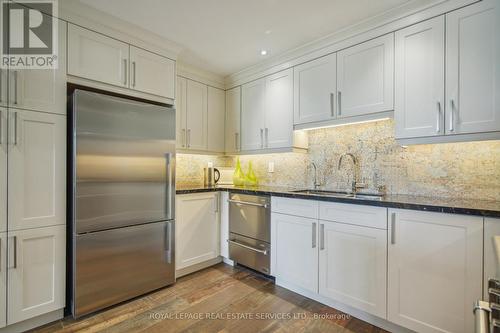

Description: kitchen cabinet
[484,218,500,300]
[8,18,67,115]
[318,220,387,318]
[0,109,6,233]
[176,193,219,271]
[207,86,225,153]
[8,109,66,231]
[445,0,500,135]
[225,86,241,153]
[337,34,394,118]
[219,192,230,260]
[7,225,65,325]
[176,77,187,149]
[266,69,294,149]
[129,46,175,99]
[294,53,337,125]
[0,69,6,108]
[241,77,266,151]
[395,16,445,139]
[272,212,318,293]
[68,24,129,88]
[387,209,482,333]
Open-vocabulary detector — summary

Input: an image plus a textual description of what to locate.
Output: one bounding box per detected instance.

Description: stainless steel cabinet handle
[436,101,441,133]
[391,213,396,245]
[312,222,317,248]
[337,91,342,116]
[320,224,325,250]
[0,69,3,103]
[9,236,17,269]
[228,240,268,255]
[330,93,335,117]
[227,199,269,208]
[215,194,220,213]
[132,61,137,87]
[123,59,127,85]
[13,71,18,105]
[260,128,264,148]
[12,111,18,145]
[235,132,239,151]
[449,99,455,132]
[265,128,269,148]
[0,109,3,145]
[187,129,191,148]
[181,129,186,147]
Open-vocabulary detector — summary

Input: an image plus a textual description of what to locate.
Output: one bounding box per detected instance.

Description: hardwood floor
[32,263,388,333]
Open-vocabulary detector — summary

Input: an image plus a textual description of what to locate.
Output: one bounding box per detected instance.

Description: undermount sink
[292,189,383,201]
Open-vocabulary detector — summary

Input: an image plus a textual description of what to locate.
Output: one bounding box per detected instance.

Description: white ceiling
[79,0,414,76]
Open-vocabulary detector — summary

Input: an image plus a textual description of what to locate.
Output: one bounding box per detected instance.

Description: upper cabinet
[445,0,500,135]
[68,24,129,88]
[207,87,225,153]
[225,86,241,154]
[68,24,175,100]
[293,53,337,125]
[337,34,394,118]
[129,46,175,99]
[241,69,306,153]
[395,17,445,139]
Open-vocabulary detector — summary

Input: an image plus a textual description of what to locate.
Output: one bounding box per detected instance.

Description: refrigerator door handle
[165,221,173,264]
[165,153,175,221]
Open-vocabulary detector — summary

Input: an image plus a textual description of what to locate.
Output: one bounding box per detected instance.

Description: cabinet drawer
[319,202,387,229]
[271,197,318,219]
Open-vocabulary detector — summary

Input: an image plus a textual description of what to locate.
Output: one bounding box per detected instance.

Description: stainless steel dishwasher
[228,193,271,274]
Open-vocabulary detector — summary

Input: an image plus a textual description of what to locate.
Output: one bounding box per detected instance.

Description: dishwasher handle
[228,199,269,209]
[228,239,268,255]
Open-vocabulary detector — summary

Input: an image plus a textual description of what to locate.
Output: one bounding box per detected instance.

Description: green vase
[233,158,245,186]
[244,161,258,187]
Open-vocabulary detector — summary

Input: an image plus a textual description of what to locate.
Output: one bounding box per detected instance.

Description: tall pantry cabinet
[0,14,67,330]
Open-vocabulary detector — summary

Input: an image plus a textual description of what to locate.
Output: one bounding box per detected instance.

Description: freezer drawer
[74,221,174,317]
[228,233,270,275]
[229,193,271,242]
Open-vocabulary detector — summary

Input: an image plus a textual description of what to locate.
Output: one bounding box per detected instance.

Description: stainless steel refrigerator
[69,89,176,318]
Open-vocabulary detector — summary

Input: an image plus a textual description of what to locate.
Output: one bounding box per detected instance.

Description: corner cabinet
[225,86,241,154]
[68,24,175,100]
[207,86,225,153]
[387,209,482,333]
[175,193,220,274]
[337,34,394,118]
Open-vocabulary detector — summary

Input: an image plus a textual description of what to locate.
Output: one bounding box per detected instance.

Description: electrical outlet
[268,161,275,173]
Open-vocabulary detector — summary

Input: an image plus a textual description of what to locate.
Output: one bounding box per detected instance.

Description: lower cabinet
[176,193,220,272]
[318,220,387,318]
[387,209,483,333]
[484,217,500,300]
[272,213,318,293]
[0,232,6,328]
[7,225,65,325]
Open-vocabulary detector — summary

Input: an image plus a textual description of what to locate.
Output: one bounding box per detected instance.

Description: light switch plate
[268,161,275,173]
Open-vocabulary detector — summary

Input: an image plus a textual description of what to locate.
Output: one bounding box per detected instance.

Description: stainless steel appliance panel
[73,90,176,233]
[228,233,270,275]
[229,193,271,242]
[74,220,174,317]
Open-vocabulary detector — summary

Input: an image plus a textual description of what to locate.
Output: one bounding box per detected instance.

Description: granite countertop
[176,185,500,218]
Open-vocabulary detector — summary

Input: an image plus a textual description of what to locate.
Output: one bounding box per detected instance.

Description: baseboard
[176,257,223,278]
[222,257,234,266]
[0,309,63,333]
[275,278,413,333]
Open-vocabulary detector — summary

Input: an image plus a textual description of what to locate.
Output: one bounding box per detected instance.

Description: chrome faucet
[311,162,322,189]
[337,153,365,194]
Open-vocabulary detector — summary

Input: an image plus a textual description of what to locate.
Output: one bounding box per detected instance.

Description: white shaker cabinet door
[0,69,6,108]
[176,76,187,149]
[129,46,175,99]
[272,213,318,293]
[225,86,241,153]
[387,209,483,333]
[395,16,445,139]
[294,53,337,125]
[207,86,225,153]
[68,24,129,88]
[318,220,387,318]
[337,34,394,118]
[8,110,66,231]
[446,0,500,135]
[241,78,266,151]
[185,79,208,151]
[0,109,6,233]
[8,18,67,115]
[0,232,6,328]
[7,225,65,325]
[265,69,294,149]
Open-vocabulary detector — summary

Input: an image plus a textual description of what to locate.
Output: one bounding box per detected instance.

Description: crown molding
[177,62,226,90]
[225,0,479,88]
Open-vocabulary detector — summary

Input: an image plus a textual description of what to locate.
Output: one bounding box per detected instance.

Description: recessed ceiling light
[265,30,272,35]
[260,50,268,56]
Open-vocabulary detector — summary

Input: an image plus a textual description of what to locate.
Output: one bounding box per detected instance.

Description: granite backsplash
[177,119,500,201]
